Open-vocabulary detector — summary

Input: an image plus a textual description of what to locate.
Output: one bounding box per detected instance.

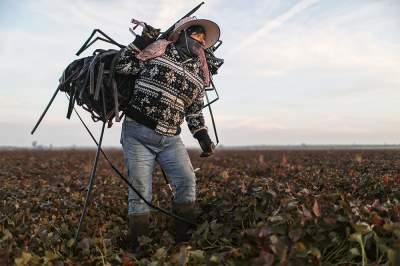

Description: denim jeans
[121,119,196,214]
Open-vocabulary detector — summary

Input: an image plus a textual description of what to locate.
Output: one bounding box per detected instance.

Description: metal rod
[212,40,223,52]
[80,37,124,56]
[203,79,220,108]
[205,87,219,145]
[158,2,205,40]
[31,66,83,135]
[202,97,219,108]
[76,29,97,56]
[95,29,124,48]
[76,29,124,56]
[30,85,61,135]
[74,120,106,242]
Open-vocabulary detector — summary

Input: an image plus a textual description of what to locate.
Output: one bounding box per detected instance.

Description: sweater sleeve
[115,41,145,75]
[185,89,207,136]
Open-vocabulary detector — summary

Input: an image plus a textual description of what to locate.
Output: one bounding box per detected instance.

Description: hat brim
[168,19,220,49]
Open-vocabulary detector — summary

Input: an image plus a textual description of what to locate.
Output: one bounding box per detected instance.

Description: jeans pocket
[124,119,142,133]
[124,120,161,146]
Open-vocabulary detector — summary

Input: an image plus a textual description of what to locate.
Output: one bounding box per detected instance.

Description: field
[1,148,400,265]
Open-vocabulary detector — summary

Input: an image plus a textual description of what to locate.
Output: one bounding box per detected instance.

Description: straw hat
[168,16,220,49]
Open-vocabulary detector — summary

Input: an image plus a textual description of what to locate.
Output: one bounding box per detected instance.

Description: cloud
[229,1,400,84]
[154,0,190,27]
[254,69,285,78]
[1,0,400,146]
[237,0,319,50]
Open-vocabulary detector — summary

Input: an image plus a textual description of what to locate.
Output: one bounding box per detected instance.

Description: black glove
[194,129,215,157]
[129,24,161,51]
[141,24,160,42]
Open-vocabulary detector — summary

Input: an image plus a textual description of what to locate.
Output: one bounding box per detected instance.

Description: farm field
[1,149,400,265]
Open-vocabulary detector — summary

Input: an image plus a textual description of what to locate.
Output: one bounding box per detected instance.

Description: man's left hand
[194,129,215,157]
[199,142,215,157]
[142,24,161,42]
[129,21,161,51]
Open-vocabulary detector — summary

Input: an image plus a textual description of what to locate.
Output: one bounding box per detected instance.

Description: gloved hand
[129,22,161,51]
[141,23,160,42]
[194,129,215,157]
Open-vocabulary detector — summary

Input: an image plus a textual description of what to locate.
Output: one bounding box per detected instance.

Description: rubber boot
[173,202,196,243]
[127,213,150,254]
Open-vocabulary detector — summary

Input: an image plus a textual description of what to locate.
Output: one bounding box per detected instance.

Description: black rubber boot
[173,202,197,243]
[127,213,150,254]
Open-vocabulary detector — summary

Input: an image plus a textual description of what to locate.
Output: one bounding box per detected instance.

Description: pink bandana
[136,39,210,87]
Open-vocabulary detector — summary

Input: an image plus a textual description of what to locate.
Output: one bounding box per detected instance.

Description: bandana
[136,38,210,87]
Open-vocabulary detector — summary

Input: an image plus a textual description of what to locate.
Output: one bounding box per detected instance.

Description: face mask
[175,30,204,59]
[174,30,210,87]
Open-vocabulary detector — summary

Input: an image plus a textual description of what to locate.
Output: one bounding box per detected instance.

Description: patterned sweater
[115,43,207,137]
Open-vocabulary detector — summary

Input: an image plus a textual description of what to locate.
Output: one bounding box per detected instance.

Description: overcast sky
[1,0,400,147]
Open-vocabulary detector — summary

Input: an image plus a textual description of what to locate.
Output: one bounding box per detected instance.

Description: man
[115,17,221,251]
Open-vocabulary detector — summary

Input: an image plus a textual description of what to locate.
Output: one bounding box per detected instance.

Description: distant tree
[32,141,37,148]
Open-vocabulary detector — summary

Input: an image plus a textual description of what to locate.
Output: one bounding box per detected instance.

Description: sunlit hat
[168,16,220,49]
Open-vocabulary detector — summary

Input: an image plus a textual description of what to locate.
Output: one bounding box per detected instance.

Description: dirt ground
[1,149,400,265]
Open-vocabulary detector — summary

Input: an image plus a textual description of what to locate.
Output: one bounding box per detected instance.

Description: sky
[1,0,400,147]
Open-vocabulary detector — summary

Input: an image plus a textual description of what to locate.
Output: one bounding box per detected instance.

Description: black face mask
[175,30,204,59]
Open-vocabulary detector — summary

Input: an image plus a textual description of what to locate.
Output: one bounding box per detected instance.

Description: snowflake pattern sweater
[115,43,207,137]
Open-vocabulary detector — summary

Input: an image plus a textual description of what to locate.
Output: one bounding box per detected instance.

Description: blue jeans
[121,119,196,214]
